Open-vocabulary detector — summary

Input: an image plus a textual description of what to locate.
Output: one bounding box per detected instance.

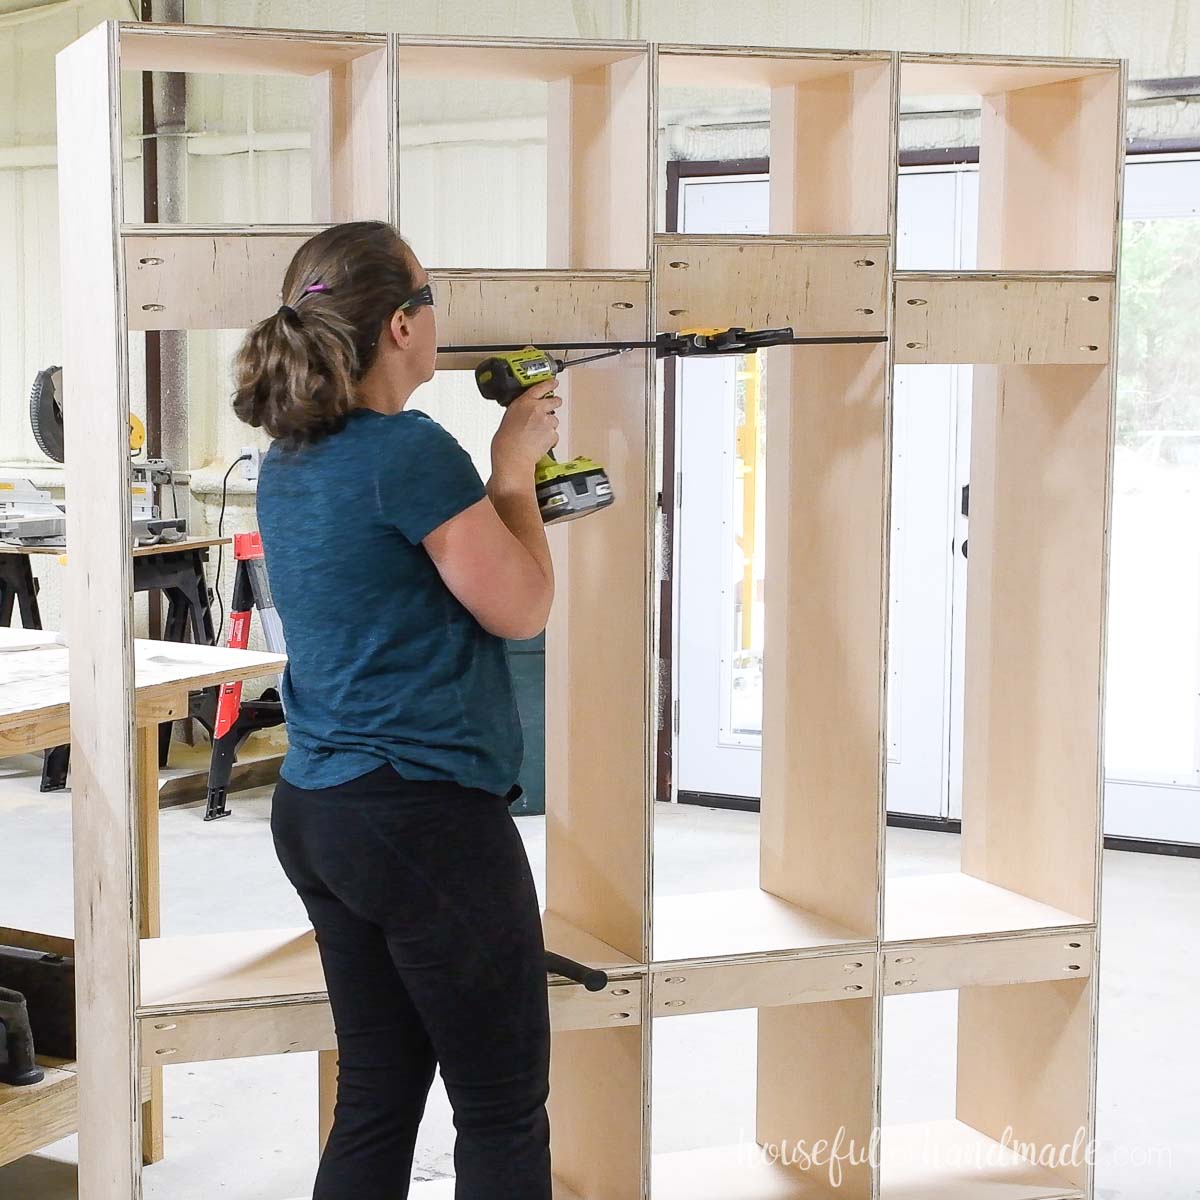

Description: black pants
[271,763,552,1199]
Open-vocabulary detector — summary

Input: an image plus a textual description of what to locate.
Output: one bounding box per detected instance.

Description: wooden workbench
[0,628,286,1168]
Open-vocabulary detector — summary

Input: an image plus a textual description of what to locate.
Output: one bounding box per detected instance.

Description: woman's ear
[388,307,413,349]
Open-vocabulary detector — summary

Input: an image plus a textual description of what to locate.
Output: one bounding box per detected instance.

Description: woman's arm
[423,382,559,641]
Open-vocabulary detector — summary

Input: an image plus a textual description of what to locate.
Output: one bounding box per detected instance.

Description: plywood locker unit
[118,22,392,226]
[390,36,650,270]
[651,952,877,1200]
[880,932,1096,1199]
[651,47,897,964]
[899,54,1125,272]
[655,46,896,236]
[54,20,1125,1200]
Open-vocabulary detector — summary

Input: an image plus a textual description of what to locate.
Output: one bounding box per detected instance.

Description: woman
[232,220,559,1200]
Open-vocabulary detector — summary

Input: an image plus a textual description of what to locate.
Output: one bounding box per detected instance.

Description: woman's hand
[490,380,561,484]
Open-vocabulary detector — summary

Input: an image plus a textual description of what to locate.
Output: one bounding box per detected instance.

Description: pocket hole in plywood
[610,987,630,996]
[141,303,165,312]
[668,308,687,316]
[893,979,915,988]
[906,297,927,306]
[153,1022,177,1031]
[154,1048,178,1057]
[664,975,686,984]
[663,1000,686,1008]
[1081,344,1099,351]
[857,308,875,315]
[854,258,876,267]
[668,260,689,269]
[894,956,914,964]
[1085,294,1101,301]
[611,301,634,309]
[905,342,924,350]
[1067,942,1082,949]
[844,984,864,993]
[844,962,864,971]
[1066,964,1082,971]
[611,1011,632,1020]
[138,256,164,266]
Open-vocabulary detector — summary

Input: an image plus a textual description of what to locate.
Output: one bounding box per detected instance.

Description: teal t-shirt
[255,407,524,795]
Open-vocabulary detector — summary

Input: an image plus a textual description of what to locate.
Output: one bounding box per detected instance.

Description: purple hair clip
[303,282,330,295]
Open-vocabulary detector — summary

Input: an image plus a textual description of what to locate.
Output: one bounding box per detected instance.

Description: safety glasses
[397,282,434,313]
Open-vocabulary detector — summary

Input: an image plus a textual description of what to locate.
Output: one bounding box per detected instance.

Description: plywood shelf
[652,1143,847,1200]
[117,21,385,75]
[653,888,869,964]
[395,35,646,81]
[140,912,640,1017]
[895,273,1113,364]
[884,873,1090,945]
[0,1059,77,1168]
[880,1119,1082,1199]
[900,51,1119,95]
[657,44,892,88]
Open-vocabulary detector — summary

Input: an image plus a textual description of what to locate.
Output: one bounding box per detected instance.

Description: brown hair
[232,221,418,449]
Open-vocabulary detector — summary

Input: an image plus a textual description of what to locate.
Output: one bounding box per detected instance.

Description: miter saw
[0,367,187,547]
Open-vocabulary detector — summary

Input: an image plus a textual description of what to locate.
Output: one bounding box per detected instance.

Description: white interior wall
[2,0,1200,636]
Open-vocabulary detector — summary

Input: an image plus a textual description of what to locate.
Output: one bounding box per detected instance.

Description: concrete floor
[1,755,1197,1198]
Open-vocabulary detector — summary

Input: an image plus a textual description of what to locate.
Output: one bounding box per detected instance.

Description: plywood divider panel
[756,998,877,1200]
[140,1002,337,1066]
[957,978,1094,1192]
[56,22,140,1200]
[960,365,1112,920]
[895,275,1114,364]
[654,237,888,335]
[653,952,873,1017]
[543,353,653,964]
[433,272,650,370]
[311,48,391,223]
[547,53,651,270]
[549,1024,647,1200]
[976,68,1123,271]
[770,58,895,236]
[760,343,889,940]
[883,931,1093,995]
[125,232,309,330]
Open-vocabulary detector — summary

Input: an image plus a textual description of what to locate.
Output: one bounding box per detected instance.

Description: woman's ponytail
[232,221,418,449]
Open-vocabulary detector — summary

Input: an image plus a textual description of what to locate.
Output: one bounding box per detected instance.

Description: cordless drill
[475,347,615,525]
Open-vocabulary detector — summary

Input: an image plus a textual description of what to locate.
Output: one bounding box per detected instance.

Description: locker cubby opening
[899,55,1122,273]
[395,38,650,271]
[884,362,1110,944]
[408,1018,647,1200]
[651,988,876,1200]
[118,23,391,227]
[656,48,894,238]
[656,339,888,964]
[880,977,1092,1200]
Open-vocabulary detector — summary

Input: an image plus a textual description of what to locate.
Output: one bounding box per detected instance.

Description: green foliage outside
[1117,217,1200,446]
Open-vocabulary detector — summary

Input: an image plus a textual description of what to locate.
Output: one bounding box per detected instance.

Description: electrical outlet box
[241,446,262,483]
